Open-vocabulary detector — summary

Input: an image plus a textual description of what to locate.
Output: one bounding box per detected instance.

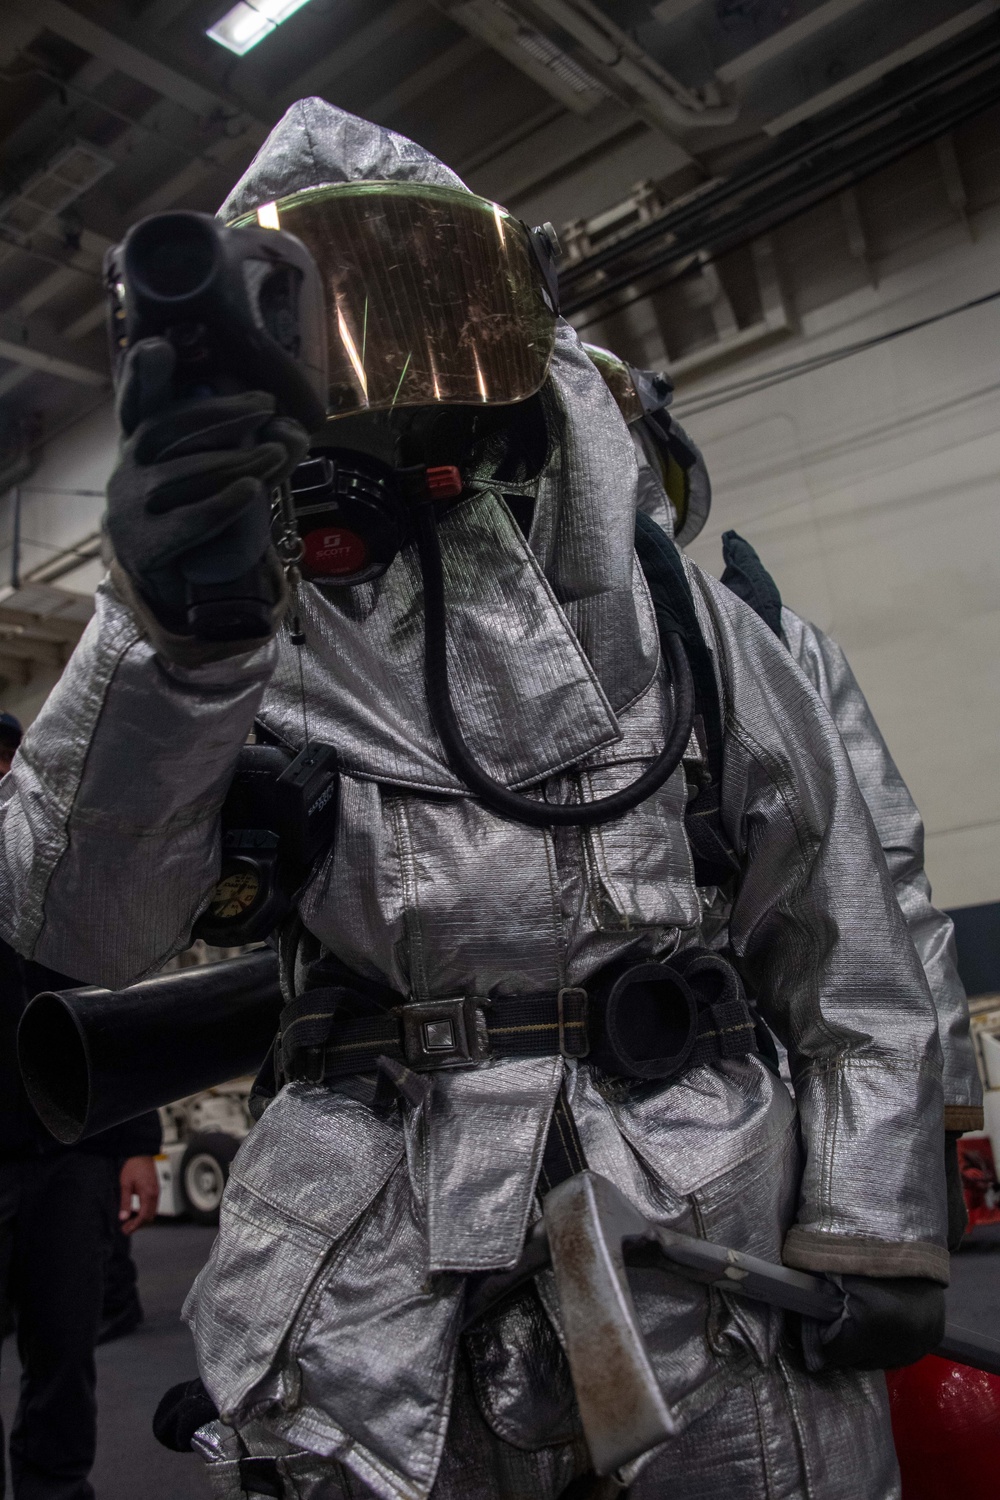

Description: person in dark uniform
[0,714,161,1500]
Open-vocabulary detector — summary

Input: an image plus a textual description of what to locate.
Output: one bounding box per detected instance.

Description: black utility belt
[278,948,762,1087]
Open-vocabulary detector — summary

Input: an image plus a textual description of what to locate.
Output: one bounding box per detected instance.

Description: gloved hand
[152,1376,219,1451]
[105,337,310,661]
[945,1130,969,1251]
[800,1275,945,1372]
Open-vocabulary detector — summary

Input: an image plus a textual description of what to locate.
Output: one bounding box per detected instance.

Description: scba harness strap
[270,946,760,1091]
[634,511,738,888]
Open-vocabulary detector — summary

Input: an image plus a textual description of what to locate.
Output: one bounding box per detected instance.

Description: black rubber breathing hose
[413,499,696,829]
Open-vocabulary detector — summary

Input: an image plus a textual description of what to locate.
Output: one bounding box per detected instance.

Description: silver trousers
[198,1351,900,1500]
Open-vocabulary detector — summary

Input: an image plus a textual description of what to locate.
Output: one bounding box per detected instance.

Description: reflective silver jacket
[781,608,981,1127]
[636,437,980,1128]
[0,100,948,1500]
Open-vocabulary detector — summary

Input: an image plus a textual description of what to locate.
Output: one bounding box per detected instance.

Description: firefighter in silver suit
[0,101,951,1499]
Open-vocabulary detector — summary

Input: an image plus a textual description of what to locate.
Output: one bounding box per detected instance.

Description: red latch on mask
[426,466,463,499]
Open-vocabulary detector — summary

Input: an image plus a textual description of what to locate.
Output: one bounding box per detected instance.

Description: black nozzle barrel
[17,951,281,1145]
[124,211,220,304]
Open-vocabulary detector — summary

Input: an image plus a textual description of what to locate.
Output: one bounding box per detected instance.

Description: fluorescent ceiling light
[207,0,312,56]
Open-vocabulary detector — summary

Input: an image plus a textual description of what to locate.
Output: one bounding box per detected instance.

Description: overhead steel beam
[763,0,1000,135]
[0,326,107,387]
[438,0,611,115]
[273,0,428,112]
[367,36,484,122]
[530,0,736,129]
[470,100,687,207]
[9,0,248,121]
[559,19,1000,319]
[716,0,874,84]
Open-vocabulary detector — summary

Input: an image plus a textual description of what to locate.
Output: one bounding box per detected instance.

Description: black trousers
[102,1224,139,1322]
[0,1153,117,1500]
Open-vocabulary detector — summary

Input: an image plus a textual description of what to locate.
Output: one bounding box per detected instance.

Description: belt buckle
[300,1045,326,1084]
[401,997,486,1071]
[558,987,589,1059]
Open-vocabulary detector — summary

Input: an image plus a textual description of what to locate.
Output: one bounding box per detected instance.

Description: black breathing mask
[281,402,516,588]
[285,447,464,587]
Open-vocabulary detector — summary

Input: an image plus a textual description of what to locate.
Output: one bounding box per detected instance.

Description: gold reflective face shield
[231,182,557,417]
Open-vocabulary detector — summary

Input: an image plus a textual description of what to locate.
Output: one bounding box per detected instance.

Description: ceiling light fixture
[207,0,313,56]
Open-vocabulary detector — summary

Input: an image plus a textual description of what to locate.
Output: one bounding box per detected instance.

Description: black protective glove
[152,1376,219,1451]
[945,1130,969,1251]
[105,337,309,659]
[800,1274,945,1372]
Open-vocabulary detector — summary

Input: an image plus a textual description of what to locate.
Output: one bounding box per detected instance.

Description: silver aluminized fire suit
[634,419,981,1134]
[779,610,981,1132]
[0,102,947,1500]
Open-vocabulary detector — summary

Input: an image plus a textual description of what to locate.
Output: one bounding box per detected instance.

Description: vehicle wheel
[178,1132,240,1226]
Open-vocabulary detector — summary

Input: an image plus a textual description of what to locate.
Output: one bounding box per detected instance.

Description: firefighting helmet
[583,344,711,546]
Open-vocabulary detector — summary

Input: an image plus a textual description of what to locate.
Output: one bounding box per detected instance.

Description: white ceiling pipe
[0,336,106,387]
[530,0,738,127]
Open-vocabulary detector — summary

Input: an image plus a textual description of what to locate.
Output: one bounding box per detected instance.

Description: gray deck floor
[2,1218,999,1497]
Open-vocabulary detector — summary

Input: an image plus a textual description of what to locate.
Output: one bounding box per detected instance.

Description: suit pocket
[184,1081,404,1419]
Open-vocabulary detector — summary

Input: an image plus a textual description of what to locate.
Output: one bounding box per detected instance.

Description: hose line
[414,500,696,829]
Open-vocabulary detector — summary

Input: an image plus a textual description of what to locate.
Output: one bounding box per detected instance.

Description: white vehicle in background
[154,1078,253,1225]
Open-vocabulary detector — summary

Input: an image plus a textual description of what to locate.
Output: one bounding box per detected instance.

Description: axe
[465,1172,1000,1477]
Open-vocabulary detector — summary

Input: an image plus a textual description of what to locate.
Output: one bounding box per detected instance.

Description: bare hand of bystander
[118,1154,159,1234]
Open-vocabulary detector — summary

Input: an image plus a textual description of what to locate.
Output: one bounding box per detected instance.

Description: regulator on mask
[283,445,466,587]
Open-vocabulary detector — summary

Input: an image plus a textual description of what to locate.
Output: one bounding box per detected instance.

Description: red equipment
[888,1354,1000,1497]
[957,1135,1000,1229]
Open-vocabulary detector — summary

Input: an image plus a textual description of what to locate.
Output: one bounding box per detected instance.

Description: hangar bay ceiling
[1,0,998,495]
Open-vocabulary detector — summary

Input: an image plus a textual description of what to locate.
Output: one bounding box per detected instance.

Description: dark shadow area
[1,1220,214,1499]
[949,1224,1000,1337]
[948,900,1000,997]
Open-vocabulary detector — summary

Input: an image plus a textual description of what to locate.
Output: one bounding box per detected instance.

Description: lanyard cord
[413,499,695,829]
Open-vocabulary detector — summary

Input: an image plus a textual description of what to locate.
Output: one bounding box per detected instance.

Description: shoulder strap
[720,530,783,638]
[634,511,739,887]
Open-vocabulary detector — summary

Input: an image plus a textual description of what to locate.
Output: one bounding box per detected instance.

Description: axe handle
[464,1198,1000,1380]
[652,1228,1000,1376]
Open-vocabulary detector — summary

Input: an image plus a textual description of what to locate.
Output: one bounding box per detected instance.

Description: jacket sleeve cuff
[109,556,287,668]
[782,1226,950,1285]
[945,1104,984,1132]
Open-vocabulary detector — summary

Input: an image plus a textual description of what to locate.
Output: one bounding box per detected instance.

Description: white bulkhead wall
[680,203,1000,911]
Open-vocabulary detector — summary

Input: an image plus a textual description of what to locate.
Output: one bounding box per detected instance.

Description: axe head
[542,1171,679,1475]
